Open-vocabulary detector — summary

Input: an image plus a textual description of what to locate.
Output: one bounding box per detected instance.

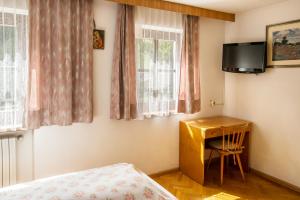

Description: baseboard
[149,168,179,178]
[149,166,300,194]
[250,168,300,194]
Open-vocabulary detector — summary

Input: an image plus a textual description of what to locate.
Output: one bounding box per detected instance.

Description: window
[136,26,182,117]
[0,8,28,131]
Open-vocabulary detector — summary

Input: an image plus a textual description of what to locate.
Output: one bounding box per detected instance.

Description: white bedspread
[0,163,176,200]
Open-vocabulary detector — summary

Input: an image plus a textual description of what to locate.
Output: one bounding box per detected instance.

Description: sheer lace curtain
[0,0,28,131]
[135,7,183,118]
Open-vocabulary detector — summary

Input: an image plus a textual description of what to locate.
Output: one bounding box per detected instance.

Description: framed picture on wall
[93,29,105,49]
[266,19,300,67]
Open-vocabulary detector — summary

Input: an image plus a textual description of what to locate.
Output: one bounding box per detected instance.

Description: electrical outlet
[210,100,224,107]
[210,100,216,107]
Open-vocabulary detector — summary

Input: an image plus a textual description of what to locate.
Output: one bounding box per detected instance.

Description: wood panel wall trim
[105,0,235,22]
[250,168,300,194]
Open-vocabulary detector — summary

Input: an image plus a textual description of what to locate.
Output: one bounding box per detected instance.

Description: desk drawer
[205,128,222,139]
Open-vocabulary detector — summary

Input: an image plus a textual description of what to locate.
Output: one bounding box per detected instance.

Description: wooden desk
[179,116,251,185]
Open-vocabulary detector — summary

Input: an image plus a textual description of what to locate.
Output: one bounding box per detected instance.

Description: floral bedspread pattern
[0,163,176,200]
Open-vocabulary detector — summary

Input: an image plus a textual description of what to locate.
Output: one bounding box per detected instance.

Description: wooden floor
[153,163,300,200]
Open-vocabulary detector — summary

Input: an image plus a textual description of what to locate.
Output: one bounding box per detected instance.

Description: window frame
[135,26,182,116]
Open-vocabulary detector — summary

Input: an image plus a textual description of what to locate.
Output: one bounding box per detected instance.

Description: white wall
[16,132,34,182]
[17,0,225,181]
[224,0,300,187]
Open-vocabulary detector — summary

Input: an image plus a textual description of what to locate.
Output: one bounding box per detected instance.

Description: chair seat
[208,139,240,151]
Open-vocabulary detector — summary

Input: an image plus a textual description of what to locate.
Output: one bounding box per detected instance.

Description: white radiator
[0,136,17,188]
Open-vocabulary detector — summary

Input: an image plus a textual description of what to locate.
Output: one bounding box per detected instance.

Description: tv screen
[222,42,266,73]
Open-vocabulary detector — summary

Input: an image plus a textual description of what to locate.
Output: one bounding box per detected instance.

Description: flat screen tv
[222,42,266,73]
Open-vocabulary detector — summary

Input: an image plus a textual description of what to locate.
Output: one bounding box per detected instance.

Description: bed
[0,163,177,200]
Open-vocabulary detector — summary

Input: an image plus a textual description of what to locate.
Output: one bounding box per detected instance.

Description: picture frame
[266,19,300,67]
[93,29,105,50]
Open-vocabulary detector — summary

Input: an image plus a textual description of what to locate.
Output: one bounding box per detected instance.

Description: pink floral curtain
[178,15,200,114]
[110,4,137,120]
[27,0,93,129]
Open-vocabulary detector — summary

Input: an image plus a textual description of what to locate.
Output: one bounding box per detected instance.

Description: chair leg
[220,154,224,185]
[233,154,236,165]
[236,154,245,181]
[226,156,229,172]
[207,149,214,170]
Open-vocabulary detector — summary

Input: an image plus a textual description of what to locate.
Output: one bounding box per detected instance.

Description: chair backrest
[221,125,248,152]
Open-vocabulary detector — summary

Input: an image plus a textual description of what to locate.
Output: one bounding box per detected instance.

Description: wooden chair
[207,125,248,185]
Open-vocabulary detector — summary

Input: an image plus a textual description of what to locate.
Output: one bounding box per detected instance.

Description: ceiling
[167,0,287,13]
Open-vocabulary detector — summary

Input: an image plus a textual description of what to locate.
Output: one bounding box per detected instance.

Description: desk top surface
[181,116,251,131]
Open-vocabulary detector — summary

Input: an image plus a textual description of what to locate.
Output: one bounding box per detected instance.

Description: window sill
[138,111,180,119]
[0,128,28,138]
